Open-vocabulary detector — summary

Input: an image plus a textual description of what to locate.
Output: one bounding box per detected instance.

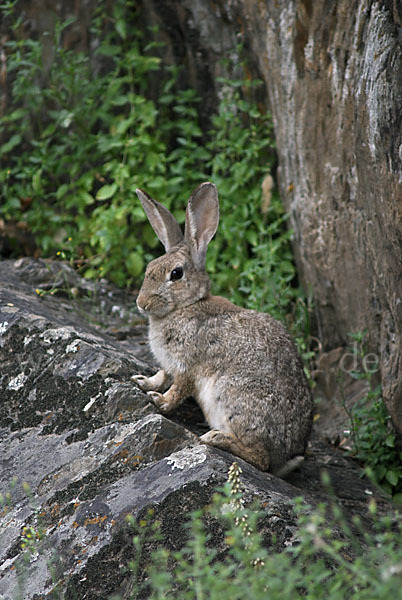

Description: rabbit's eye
[170,267,183,281]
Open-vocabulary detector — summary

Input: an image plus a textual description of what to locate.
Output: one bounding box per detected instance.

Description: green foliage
[0,0,302,328]
[119,463,402,600]
[339,331,402,502]
[352,395,402,502]
[4,466,402,600]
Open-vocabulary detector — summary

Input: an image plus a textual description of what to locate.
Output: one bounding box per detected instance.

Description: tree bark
[247,0,402,431]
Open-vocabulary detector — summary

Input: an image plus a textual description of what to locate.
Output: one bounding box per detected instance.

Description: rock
[0,258,391,599]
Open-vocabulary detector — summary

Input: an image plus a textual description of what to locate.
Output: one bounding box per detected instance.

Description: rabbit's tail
[273,455,305,479]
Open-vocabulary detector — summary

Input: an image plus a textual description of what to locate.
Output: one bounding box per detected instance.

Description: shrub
[120,462,402,600]
[339,331,402,503]
[0,0,301,331]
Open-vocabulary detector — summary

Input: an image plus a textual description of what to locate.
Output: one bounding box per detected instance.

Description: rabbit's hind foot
[200,429,270,472]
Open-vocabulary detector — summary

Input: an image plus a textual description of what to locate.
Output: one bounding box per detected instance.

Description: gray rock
[0,259,390,599]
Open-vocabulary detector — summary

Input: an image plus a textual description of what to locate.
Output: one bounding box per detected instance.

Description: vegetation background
[0,0,296,318]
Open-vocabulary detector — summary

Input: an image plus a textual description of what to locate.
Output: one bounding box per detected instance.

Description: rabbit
[132,182,313,474]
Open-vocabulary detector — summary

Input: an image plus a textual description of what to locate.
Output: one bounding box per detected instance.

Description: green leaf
[385,470,399,487]
[83,268,97,279]
[172,209,185,224]
[246,230,258,247]
[1,133,21,154]
[115,118,133,135]
[96,184,117,201]
[381,481,392,495]
[97,43,120,57]
[32,169,42,193]
[56,184,69,200]
[111,95,129,106]
[126,252,144,278]
[392,493,402,505]
[385,434,395,448]
[115,19,126,40]
[143,224,159,248]
[80,191,95,205]
[4,108,26,123]
[375,464,386,481]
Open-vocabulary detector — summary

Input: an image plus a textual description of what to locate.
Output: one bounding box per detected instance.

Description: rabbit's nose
[136,293,148,314]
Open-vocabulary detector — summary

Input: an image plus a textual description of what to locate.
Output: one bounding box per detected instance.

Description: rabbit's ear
[136,188,183,251]
[185,182,219,270]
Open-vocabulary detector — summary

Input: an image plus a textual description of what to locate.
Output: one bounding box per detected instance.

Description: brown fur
[132,183,313,474]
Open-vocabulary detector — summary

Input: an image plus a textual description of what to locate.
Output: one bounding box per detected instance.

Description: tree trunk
[246,0,402,431]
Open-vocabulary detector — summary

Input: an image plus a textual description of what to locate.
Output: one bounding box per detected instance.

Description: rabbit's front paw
[147,391,172,413]
[132,374,153,391]
[132,369,169,393]
[147,382,185,414]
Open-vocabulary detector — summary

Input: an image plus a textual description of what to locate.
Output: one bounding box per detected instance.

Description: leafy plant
[197,69,303,329]
[1,0,192,285]
[119,462,402,600]
[339,331,402,502]
[0,0,304,334]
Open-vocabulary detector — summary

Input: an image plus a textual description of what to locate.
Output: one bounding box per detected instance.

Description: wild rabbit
[132,182,313,474]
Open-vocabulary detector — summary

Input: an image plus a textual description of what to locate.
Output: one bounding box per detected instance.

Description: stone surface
[0,258,391,599]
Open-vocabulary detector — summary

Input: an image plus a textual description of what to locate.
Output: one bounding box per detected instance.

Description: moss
[63,530,131,600]
[40,459,144,528]
[0,323,109,436]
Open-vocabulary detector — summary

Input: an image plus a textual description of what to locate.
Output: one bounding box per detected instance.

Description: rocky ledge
[0,258,390,599]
